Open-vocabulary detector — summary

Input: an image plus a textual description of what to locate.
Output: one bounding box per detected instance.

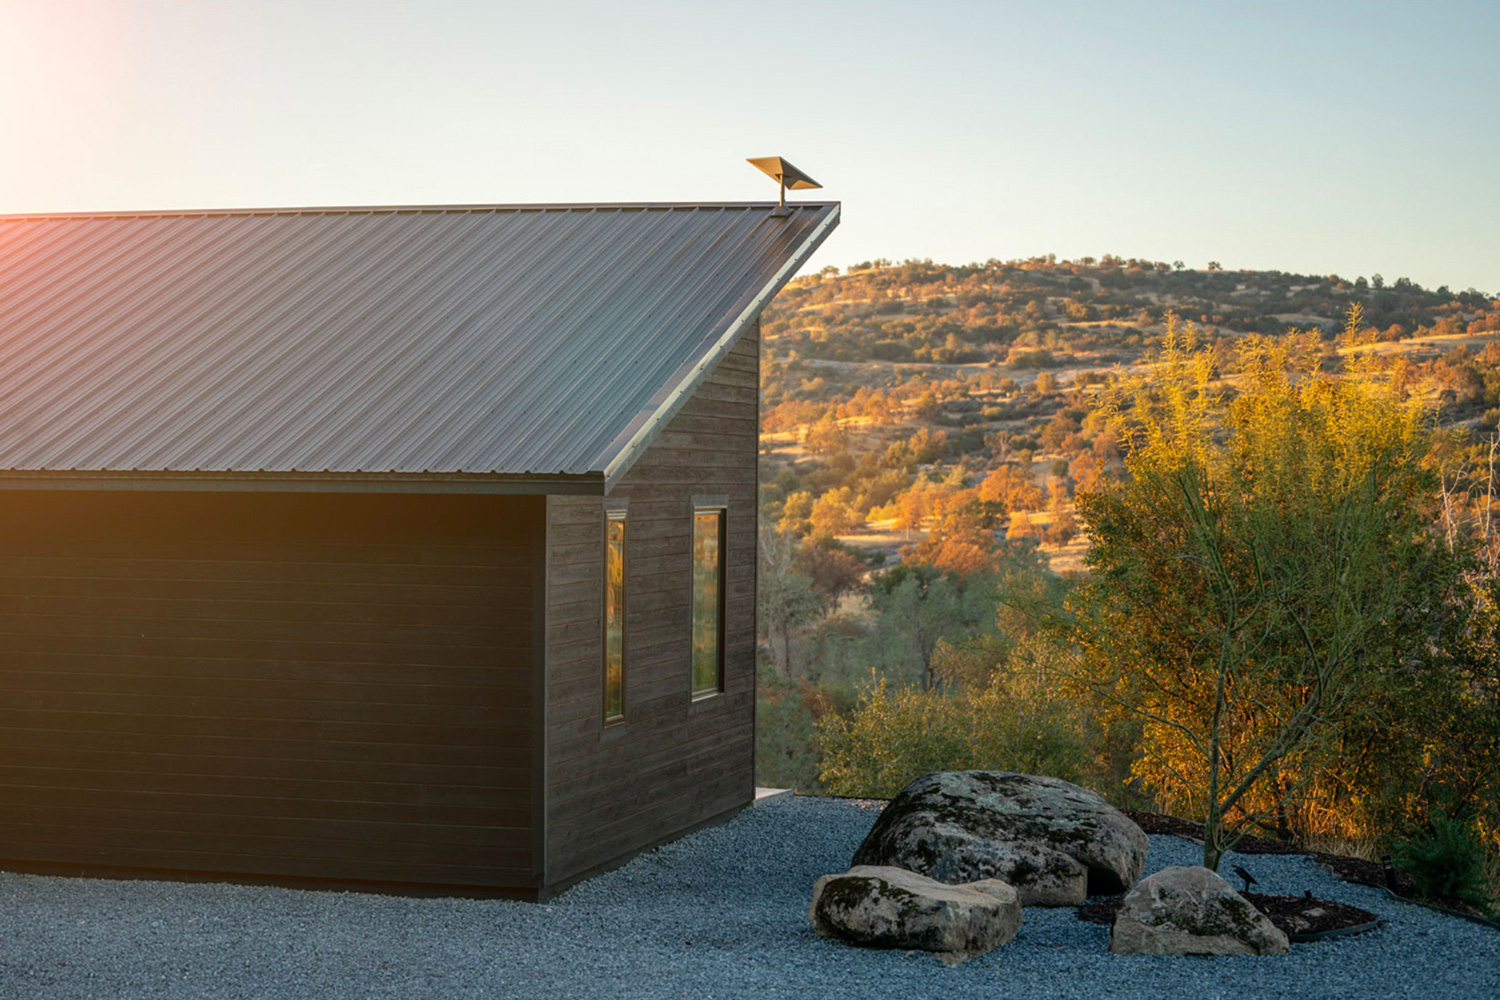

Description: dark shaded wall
[0,490,542,893]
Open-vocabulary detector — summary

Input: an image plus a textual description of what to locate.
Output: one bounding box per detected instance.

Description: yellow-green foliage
[816,678,973,798]
[816,657,1092,799]
[1070,311,1453,867]
[1123,310,1427,490]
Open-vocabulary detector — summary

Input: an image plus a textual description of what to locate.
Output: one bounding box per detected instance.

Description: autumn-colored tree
[1092,429,1121,464]
[978,465,1044,512]
[885,426,947,470]
[1043,511,1079,546]
[1069,452,1103,494]
[1040,410,1080,450]
[803,413,850,456]
[761,399,824,433]
[865,390,898,425]
[1067,316,1457,870]
[1063,299,1093,321]
[1047,477,1071,511]
[777,490,814,535]
[809,487,861,538]
[795,540,866,617]
[854,468,911,516]
[899,486,1006,579]
[870,481,934,539]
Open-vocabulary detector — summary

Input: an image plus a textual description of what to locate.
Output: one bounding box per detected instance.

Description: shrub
[1393,811,1497,914]
[816,662,1092,798]
[755,676,830,793]
[816,679,973,797]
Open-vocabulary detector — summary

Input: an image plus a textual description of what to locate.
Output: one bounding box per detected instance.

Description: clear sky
[2,0,1496,292]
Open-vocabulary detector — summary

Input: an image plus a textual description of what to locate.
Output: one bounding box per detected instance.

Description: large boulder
[851,771,1148,906]
[1111,866,1290,956]
[810,865,1023,955]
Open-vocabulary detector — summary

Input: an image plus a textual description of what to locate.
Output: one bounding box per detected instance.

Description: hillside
[758,256,1500,573]
[752,256,1500,794]
[765,255,1492,368]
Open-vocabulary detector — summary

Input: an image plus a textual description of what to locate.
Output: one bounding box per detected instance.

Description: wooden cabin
[0,200,839,898]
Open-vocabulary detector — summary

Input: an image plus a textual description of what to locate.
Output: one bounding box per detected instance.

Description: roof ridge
[0,201,839,223]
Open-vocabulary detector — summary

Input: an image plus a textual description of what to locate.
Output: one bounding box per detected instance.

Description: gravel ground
[1,795,1496,1000]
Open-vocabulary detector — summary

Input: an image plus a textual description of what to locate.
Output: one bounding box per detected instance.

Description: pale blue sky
[2,0,1496,291]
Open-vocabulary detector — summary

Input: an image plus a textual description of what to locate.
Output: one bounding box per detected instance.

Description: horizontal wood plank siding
[0,491,542,893]
[544,323,758,890]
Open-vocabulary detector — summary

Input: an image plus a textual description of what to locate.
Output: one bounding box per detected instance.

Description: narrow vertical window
[691,508,726,698]
[604,510,626,724]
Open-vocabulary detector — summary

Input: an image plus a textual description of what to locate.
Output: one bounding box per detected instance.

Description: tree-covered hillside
[757,258,1500,590]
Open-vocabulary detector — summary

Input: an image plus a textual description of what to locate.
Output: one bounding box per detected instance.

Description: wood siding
[544,324,759,890]
[0,491,542,893]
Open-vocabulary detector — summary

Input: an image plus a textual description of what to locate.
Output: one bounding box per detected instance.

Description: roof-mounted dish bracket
[746,156,822,217]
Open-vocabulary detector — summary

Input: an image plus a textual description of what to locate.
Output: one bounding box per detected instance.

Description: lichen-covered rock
[1110,866,1290,956]
[850,771,1148,906]
[809,865,1022,955]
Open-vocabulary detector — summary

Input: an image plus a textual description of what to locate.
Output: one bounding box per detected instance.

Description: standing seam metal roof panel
[0,202,838,481]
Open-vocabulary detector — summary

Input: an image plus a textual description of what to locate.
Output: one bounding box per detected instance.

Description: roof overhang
[599,201,840,492]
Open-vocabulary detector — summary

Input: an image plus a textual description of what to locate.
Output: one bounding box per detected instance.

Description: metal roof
[0,201,838,493]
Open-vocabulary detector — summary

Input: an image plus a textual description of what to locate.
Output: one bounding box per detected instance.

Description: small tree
[1068,316,1457,870]
[803,412,849,456]
[866,567,995,691]
[795,539,866,617]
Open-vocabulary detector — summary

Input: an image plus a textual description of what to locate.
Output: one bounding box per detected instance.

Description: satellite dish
[746,156,822,216]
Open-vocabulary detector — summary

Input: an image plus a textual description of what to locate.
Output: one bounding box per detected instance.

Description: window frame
[602,504,628,727]
[689,503,728,701]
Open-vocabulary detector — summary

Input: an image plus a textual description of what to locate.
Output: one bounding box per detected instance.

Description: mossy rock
[1110,866,1290,956]
[851,771,1148,906]
[810,865,1022,955]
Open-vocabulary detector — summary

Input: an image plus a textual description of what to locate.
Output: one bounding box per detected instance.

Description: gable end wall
[543,322,759,891]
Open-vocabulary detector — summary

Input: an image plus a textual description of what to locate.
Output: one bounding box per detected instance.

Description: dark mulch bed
[1122,809,1311,856]
[1076,895,1124,926]
[1312,853,1414,896]
[1124,809,1417,887]
[1245,893,1382,938]
[1120,809,1500,922]
[1077,891,1379,941]
[1121,809,1207,842]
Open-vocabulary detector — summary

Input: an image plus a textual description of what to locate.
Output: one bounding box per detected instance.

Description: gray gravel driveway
[1,795,1495,999]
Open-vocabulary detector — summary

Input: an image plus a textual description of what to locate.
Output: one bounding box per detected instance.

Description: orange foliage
[897,485,1004,579]
[810,487,861,537]
[803,413,850,456]
[977,465,1044,511]
[761,399,825,433]
[1006,511,1035,540]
